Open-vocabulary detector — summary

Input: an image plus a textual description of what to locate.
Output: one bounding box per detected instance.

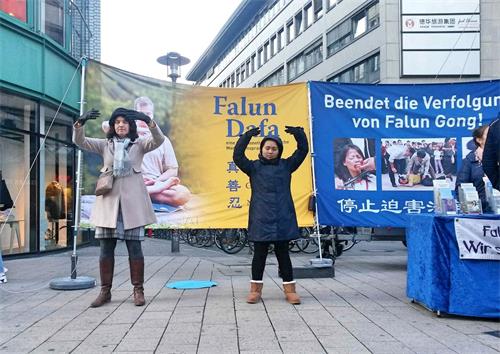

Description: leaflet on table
[439,188,457,215]
[433,179,451,214]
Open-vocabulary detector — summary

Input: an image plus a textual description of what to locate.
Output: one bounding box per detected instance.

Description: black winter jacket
[455,151,489,211]
[233,130,308,242]
[483,118,499,191]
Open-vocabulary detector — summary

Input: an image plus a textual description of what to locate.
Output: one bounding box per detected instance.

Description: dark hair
[416,149,426,158]
[472,125,488,147]
[335,144,368,182]
[106,115,139,141]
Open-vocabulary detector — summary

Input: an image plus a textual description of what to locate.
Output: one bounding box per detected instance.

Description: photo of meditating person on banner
[102,96,190,210]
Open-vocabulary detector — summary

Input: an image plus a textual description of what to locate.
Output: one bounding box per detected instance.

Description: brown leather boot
[129,258,145,306]
[246,281,263,304]
[90,258,114,308]
[283,281,301,304]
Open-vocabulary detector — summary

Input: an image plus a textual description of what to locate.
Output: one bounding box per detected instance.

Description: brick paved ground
[0,239,498,353]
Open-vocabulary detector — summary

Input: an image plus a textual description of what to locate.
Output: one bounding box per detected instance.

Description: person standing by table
[483,116,499,191]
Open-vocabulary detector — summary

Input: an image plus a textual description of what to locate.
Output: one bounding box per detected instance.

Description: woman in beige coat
[73,107,165,307]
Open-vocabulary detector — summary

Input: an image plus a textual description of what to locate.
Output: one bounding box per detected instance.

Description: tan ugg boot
[129,258,145,306]
[246,281,263,304]
[283,281,301,304]
[90,257,114,308]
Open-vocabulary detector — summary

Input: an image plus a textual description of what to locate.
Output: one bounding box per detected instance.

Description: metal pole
[50,57,95,290]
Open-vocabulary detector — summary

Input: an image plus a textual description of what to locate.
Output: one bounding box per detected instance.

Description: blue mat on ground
[166,280,218,290]
[152,203,180,213]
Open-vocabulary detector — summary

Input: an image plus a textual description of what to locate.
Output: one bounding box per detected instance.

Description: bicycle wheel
[219,229,247,254]
[342,240,359,251]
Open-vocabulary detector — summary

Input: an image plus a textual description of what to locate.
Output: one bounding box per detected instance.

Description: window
[270,35,277,56]
[353,11,367,38]
[327,53,380,83]
[258,48,264,67]
[0,0,27,22]
[326,20,352,55]
[294,12,303,36]
[368,2,379,29]
[246,60,251,77]
[326,2,379,56]
[251,54,256,73]
[43,0,64,45]
[313,0,323,20]
[277,29,284,50]
[327,0,342,10]
[264,41,270,62]
[304,3,314,28]
[287,41,323,81]
[286,20,294,43]
[259,67,285,87]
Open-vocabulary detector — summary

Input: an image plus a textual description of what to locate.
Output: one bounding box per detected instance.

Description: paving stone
[31,340,81,353]
[155,344,197,353]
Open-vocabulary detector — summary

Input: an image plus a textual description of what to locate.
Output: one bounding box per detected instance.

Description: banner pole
[50,57,95,290]
[306,82,327,264]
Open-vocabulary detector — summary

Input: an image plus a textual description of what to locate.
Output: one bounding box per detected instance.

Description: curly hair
[106,115,139,141]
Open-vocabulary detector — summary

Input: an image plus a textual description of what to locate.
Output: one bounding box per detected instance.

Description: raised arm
[284,126,309,173]
[140,121,165,153]
[72,109,105,154]
[233,127,260,176]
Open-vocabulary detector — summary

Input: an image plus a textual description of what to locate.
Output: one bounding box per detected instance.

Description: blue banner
[310,80,500,227]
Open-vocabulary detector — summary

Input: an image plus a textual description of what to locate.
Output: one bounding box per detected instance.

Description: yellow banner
[83,61,313,228]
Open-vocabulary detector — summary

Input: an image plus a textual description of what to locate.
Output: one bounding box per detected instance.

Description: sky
[101,0,242,84]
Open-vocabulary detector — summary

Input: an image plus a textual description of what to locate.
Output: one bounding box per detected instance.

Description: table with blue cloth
[407,213,500,318]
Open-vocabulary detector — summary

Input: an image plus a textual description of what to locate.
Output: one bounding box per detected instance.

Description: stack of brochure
[458,183,482,214]
[439,188,457,215]
[433,179,451,214]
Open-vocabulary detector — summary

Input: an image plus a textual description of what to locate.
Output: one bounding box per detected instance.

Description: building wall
[197,0,499,88]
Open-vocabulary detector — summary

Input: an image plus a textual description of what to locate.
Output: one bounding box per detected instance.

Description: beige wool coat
[73,123,165,230]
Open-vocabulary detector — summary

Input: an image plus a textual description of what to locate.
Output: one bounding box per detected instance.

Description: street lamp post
[156,52,190,253]
[157,52,190,83]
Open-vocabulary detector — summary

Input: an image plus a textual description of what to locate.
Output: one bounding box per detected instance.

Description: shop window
[43,0,64,46]
[0,92,36,255]
[0,0,26,22]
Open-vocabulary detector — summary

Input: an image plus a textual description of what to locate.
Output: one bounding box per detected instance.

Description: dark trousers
[252,241,293,282]
[388,158,407,185]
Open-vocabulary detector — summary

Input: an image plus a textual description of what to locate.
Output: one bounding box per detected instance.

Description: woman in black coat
[455,125,490,211]
[233,126,308,304]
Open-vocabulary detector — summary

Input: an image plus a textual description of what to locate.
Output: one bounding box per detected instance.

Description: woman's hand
[284,126,304,135]
[76,109,100,126]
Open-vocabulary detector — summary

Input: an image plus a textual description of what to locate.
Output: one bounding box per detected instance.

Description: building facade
[0,0,98,256]
[187,0,499,87]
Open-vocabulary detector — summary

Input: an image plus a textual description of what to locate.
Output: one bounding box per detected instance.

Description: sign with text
[455,218,500,260]
[309,80,500,227]
[82,60,313,228]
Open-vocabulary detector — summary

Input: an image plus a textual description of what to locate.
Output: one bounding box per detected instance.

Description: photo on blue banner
[309,80,500,227]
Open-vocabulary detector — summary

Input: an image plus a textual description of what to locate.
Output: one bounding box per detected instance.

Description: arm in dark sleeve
[286,129,309,173]
[233,134,254,176]
[455,158,472,196]
[483,120,499,189]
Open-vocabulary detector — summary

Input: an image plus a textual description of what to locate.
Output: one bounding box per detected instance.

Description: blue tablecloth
[407,214,500,318]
